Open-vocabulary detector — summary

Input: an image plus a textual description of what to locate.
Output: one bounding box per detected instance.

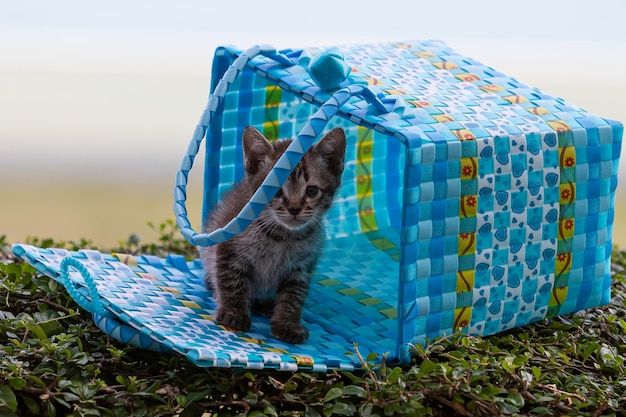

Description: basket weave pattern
[13,40,622,371]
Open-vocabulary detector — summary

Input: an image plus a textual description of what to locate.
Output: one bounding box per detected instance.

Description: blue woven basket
[13,40,623,371]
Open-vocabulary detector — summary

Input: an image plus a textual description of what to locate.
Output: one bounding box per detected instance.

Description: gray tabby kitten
[202,126,346,344]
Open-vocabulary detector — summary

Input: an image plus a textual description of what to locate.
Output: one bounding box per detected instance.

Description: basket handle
[60,257,111,317]
[174,45,394,247]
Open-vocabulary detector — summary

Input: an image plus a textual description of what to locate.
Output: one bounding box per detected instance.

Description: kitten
[202,126,346,344]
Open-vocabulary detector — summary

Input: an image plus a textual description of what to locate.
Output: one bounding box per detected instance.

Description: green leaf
[0,385,18,412]
[186,388,211,403]
[534,395,555,403]
[323,387,343,403]
[176,395,188,408]
[46,401,57,417]
[597,344,623,372]
[581,342,600,362]
[343,372,366,385]
[26,375,47,389]
[17,393,41,415]
[531,366,542,381]
[23,321,48,343]
[244,392,258,405]
[418,359,438,376]
[359,403,373,417]
[7,378,26,391]
[327,402,356,416]
[342,385,367,398]
[63,392,81,402]
[262,403,278,417]
[386,366,403,382]
[506,391,525,408]
[501,356,517,372]
[305,406,322,417]
[529,406,553,415]
[58,380,73,389]
[498,401,520,415]
[76,408,101,417]
[72,352,90,366]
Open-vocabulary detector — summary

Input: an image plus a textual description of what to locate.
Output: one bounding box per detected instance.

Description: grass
[1,221,625,416]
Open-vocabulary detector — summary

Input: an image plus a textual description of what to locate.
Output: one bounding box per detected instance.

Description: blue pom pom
[309,47,351,91]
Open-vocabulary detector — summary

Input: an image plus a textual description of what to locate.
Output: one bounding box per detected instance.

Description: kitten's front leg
[214,249,252,332]
[271,271,310,344]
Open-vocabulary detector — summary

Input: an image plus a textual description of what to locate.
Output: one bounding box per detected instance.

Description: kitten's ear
[242,126,273,175]
[315,128,346,176]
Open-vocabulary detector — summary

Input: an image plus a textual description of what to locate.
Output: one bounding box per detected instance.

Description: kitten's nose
[287,206,302,216]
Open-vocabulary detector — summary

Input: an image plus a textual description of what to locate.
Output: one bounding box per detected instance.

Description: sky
[1,0,625,179]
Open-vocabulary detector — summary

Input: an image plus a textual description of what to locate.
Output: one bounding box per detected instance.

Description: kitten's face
[242,127,346,231]
[270,164,329,229]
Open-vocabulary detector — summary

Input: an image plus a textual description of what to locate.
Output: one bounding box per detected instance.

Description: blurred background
[1,0,625,249]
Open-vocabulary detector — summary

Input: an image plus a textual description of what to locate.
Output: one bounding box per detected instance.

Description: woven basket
[13,40,623,371]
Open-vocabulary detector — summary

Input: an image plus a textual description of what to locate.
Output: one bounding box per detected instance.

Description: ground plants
[1,222,625,416]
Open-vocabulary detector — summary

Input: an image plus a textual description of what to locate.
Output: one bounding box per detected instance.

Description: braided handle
[174,44,394,247]
[60,257,110,317]
[174,45,273,246]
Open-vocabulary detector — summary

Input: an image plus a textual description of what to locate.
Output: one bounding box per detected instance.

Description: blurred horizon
[1,0,625,248]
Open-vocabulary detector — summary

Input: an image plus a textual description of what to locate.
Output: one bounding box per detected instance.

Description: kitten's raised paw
[271,322,309,344]
[216,308,251,332]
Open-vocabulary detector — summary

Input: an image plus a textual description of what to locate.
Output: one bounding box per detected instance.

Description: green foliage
[1,222,625,416]
[113,219,198,260]
[8,219,197,260]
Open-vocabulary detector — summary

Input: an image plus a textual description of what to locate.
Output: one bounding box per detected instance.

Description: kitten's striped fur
[202,126,346,344]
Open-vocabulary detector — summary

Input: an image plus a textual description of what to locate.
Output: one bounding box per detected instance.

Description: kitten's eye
[275,188,284,198]
[305,186,319,197]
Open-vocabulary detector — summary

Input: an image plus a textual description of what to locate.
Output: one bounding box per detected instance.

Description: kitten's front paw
[216,308,251,332]
[271,322,309,344]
